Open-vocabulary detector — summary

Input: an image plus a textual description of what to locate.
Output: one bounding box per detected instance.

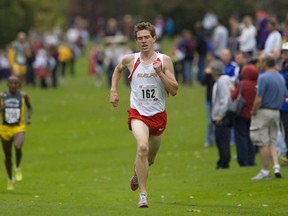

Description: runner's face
[136,30,155,52]
[8,79,20,93]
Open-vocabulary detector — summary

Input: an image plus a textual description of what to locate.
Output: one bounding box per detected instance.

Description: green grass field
[0,48,287,216]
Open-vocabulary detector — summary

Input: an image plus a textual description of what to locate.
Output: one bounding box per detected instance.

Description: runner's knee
[137,142,149,156]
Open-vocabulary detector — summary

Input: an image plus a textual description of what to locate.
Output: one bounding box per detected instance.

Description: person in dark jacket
[231,64,259,166]
[177,29,195,86]
[202,62,215,147]
[194,21,207,84]
[279,42,288,165]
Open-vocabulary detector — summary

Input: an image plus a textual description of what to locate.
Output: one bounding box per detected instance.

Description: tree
[0,0,34,48]
[32,0,69,33]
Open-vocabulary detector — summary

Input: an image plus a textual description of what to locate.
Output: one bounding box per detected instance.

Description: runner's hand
[110,90,119,107]
[153,60,163,74]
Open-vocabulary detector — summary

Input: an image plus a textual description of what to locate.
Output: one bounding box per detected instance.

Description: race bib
[136,84,159,103]
[5,108,21,124]
[16,54,25,65]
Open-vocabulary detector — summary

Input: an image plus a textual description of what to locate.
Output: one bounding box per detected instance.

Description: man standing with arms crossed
[109,22,178,208]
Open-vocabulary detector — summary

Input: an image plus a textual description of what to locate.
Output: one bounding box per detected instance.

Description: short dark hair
[134,22,156,40]
[264,55,277,68]
[267,17,277,27]
[234,50,248,59]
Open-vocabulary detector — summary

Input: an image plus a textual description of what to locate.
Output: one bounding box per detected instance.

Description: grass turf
[0,49,286,216]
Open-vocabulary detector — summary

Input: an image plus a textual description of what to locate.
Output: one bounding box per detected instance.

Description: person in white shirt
[212,19,228,59]
[262,17,282,59]
[109,22,178,208]
[202,10,218,39]
[238,16,257,61]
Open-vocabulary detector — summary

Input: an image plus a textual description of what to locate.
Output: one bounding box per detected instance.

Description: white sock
[261,169,270,175]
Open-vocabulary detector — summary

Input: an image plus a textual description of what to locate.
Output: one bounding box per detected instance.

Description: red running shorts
[127,108,167,136]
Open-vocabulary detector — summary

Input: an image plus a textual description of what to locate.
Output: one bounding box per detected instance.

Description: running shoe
[138,194,148,208]
[273,165,282,178]
[130,165,138,191]
[7,178,15,190]
[15,167,23,182]
[251,171,271,181]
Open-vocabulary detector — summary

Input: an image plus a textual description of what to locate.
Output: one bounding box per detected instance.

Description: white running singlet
[128,52,168,116]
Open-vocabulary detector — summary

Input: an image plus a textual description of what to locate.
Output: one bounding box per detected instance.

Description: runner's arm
[22,92,32,124]
[0,93,5,112]
[110,54,134,107]
[153,55,178,96]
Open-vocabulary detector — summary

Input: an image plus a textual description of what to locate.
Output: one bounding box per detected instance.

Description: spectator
[164,18,175,37]
[262,17,282,59]
[234,50,249,79]
[220,48,240,145]
[279,42,288,165]
[24,46,36,87]
[228,15,241,57]
[194,21,208,83]
[202,10,218,40]
[154,15,165,41]
[231,64,259,166]
[32,48,49,88]
[282,19,288,44]
[250,55,287,180]
[238,16,257,62]
[211,60,233,169]
[256,10,269,51]
[177,29,195,86]
[105,18,119,36]
[8,32,30,83]
[0,48,11,82]
[220,48,240,84]
[48,45,59,88]
[202,58,215,147]
[58,42,73,78]
[212,19,228,59]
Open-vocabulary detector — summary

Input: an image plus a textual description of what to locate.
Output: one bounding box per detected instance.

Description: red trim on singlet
[128,57,141,82]
[155,57,161,62]
[155,57,163,71]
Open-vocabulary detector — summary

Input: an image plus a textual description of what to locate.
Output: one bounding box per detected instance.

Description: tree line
[1,0,288,48]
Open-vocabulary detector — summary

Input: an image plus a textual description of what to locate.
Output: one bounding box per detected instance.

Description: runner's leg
[13,132,25,167]
[148,135,161,166]
[131,119,149,195]
[1,138,14,180]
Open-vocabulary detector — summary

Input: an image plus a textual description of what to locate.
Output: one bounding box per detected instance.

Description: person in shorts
[250,55,287,180]
[0,75,32,190]
[109,22,178,207]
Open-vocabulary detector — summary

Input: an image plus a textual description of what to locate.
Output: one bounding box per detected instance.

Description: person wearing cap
[231,64,259,166]
[279,42,288,165]
[250,55,287,180]
[210,59,233,169]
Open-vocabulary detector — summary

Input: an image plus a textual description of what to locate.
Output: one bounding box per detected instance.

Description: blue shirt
[224,61,239,84]
[257,71,287,109]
